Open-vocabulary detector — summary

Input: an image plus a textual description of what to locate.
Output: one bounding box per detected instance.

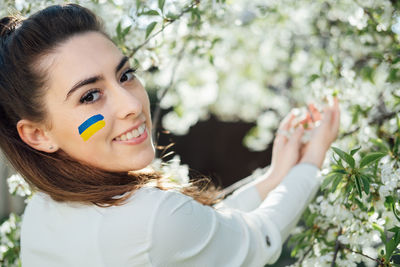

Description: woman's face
[40,31,155,172]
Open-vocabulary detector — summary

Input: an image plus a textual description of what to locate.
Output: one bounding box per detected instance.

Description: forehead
[38,31,121,96]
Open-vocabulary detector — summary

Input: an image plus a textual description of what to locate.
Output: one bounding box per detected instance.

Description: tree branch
[331,227,342,267]
[340,244,383,264]
[298,245,313,265]
[128,0,199,58]
[340,108,397,139]
[151,46,186,152]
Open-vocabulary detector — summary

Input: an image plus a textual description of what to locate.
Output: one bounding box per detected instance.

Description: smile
[114,123,146,141]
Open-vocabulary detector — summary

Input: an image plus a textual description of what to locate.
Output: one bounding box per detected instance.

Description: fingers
[274,130,289,148]
[275,110,295,146]
[320,106,332,126]
[299,113,314,129]
[317,97,340,143]
[288,124,304,147]
[331,97,341,139]
[275,110,301,147]
[308,103,322,121]
[278,110,295,131]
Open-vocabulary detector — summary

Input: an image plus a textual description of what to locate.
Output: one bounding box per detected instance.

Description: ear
[16,119,58,153]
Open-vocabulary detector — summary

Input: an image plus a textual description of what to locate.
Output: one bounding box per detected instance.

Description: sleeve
[148,163,320,267]
[255,163,320,242]
[213,174,263,212]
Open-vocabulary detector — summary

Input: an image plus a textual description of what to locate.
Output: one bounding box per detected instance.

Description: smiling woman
[0,3,340,267]
[23,30,156,171]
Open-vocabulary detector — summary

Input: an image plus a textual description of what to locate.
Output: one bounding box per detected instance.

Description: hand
[270,110,305,180]
[299,97,341,169]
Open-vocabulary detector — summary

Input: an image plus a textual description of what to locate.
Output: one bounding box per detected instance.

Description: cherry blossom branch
[330,227,383,265]
[340,245,383,264]
[331,227,342,267]
[152,46,186,151]
[340,94,397,139]
[298,245,313,265]
[128,0,200,58]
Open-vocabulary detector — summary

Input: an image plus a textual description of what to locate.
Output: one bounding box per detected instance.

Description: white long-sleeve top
[20,163,320,267]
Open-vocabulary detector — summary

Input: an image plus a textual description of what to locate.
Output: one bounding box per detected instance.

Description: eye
[79,89,101,104]
[120,68,137,83]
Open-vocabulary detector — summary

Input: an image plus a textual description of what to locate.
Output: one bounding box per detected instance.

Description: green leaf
[386,196,395,210]
[158,0,165,12]
[354,175,362,198]
[332,147,355,168]
[395,134,400,155]
[145,21,157,39]
[361,66,375,84]
[122,25,131,37]
[321,173,337,190]
[166,12,179,20]
[354,197,367,211]
[360,152,386,168]
[370,138,390,152]
[305,213,317,227]
[360,174,370,195]
[136,0,142,10]
[392,203,400,224]
[350,146,361,156]
[344,182,352,195]
[116,21,122,36]
[209,54,214,65]
[372,223,386,243]
[388,226,400,233]
[385,231,400,261]
[332,154,343,167]
[307,74,319,84]
[331,168,347,174]
[142,10,160,16]
[331,174,343,192]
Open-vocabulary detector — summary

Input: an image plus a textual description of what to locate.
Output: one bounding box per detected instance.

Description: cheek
[140,91,151,114]
[53,113,106,150]
[77,114,106,142]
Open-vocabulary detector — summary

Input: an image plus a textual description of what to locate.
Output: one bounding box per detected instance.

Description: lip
[113,120,146,140]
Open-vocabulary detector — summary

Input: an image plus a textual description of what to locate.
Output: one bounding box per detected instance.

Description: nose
[110,82,143,120]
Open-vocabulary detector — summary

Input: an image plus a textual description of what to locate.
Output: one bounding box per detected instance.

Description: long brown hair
[0,3,223,207]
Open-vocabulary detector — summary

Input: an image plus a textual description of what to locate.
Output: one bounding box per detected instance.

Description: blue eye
[79,89,101,104]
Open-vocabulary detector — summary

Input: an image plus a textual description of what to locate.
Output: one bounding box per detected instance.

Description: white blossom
[7,173,31,198]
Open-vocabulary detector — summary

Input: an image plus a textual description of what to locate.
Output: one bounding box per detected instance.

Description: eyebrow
[64,56,129,102]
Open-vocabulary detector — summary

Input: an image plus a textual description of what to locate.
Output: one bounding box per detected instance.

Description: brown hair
[0,3,223,207]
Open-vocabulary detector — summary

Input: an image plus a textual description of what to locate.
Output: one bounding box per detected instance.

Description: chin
[129,148,156,171]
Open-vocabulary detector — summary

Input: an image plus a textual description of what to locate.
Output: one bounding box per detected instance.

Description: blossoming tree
[1,0,400,266]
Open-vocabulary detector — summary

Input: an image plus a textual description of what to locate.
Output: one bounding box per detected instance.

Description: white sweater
[20,163,320,267]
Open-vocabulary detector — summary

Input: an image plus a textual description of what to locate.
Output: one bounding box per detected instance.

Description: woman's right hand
[299,97,341,169]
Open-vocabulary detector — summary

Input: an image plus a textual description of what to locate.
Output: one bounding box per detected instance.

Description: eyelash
[79,68,137,104]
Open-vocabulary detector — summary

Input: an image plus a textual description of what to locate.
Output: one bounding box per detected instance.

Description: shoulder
[98,186,203,265]
[99,186,203,235]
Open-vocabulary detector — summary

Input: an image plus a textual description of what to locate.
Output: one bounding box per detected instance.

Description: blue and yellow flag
[78,114,105,141]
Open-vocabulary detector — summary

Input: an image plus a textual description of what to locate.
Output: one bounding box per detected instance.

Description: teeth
[115,123,146,141]
[138,124,145,134]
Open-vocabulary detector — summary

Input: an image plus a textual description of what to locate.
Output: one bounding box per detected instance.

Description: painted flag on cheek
[78,114,105,141]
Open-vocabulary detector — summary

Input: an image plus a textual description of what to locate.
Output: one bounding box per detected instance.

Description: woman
[0,3,340,267]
